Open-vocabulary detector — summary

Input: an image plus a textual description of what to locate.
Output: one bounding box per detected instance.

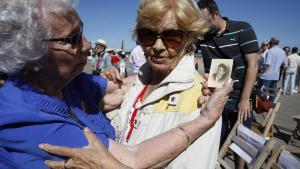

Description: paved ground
[273,87,300,141]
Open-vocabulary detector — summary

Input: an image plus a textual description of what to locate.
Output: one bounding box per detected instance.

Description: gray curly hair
[0,0,78,74]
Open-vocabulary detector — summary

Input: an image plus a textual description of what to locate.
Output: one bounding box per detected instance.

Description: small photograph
[208,59,233,88]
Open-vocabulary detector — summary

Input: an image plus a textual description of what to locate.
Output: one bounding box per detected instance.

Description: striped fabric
[197,18,259,99]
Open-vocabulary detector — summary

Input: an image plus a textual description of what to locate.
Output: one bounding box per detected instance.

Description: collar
[137,53,196,106]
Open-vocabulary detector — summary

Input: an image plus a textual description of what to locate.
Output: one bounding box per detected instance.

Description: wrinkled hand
[101,67,123,85]
[200,79,233,122]
[238,99,251,122]
[39,128,129,169]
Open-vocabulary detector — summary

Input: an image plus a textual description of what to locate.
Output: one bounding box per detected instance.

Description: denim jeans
[220,99,253,147]
[283,69,296,94]
[261,79,278,102]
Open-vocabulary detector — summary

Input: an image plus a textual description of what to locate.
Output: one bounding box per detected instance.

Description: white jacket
[107,54,222,169]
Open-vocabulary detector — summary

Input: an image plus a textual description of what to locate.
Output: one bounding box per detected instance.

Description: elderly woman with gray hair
[0,0,232,168]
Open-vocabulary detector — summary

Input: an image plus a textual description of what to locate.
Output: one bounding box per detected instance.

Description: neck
[218,17,227,34]
[24,72,67,99]
[150,70,169,85]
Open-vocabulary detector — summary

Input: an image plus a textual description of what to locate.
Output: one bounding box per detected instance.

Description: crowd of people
[88,39,146,78]
[0,0,299,169]
[257,38,300,98]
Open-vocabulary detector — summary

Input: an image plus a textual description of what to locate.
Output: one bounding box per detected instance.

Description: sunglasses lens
[161,30,184,48]
[137,29,157,46]
[137,28,184,48]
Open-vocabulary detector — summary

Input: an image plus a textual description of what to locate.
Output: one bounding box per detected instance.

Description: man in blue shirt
[259,37,287,101]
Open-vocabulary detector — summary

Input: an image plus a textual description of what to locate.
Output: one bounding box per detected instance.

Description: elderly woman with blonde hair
[38,0,233,169]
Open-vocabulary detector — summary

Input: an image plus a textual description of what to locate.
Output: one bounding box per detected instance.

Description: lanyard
[125,85,148,142]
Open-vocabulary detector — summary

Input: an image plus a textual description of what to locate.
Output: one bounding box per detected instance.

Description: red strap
[95,56,100,68]
[125,85,148,142]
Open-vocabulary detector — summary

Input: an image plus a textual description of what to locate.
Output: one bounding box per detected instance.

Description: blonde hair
[134,0,209,56]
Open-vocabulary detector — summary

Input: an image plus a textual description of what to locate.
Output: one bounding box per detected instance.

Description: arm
[109,91,226,168]
[263,64,269,73]
[40,80,233,169]
[238,53,258,121]
[41,128,131,169]
[105,53,112,68]
[97,66,136,112]
[100,76,136,112]
[262,51,271,73]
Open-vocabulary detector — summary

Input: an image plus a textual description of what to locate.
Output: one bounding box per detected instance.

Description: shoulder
[154,72,204,114]
[103,52,111,57]
[69,73,108,96]
[228,20,253,30]
[75,73,107,83]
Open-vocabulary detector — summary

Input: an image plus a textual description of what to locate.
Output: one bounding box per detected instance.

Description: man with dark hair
[196,0,259,168]
[259,37,287,100]
[283,46,290,56]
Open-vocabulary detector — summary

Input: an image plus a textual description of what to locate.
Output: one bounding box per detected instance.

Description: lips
[150,55,168,63]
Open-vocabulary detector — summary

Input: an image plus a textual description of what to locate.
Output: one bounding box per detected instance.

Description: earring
[33,66,40,72]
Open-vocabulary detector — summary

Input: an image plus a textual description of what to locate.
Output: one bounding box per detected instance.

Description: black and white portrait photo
[208,59,233,88]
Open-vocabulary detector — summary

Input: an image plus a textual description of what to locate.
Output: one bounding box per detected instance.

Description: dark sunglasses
[263,44,269,46]
[137,28,184,49]
[95,45,105,49]
[42,24,83,48]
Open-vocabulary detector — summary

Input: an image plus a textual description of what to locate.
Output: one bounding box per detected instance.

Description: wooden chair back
[252,102,281,137]
[263,139,300,169]
[218,121,279,169]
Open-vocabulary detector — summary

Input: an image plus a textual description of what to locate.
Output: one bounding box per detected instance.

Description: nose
[77,35,92,57]
[82,36,92,52]
[153,36,166,52]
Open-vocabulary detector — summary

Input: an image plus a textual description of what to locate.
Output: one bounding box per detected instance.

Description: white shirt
[287,53,300,70]
[129,45,146,74]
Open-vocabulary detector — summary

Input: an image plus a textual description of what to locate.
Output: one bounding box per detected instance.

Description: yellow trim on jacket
[154,72,204,114]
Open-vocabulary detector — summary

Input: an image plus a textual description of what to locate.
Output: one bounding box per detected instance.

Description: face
[39,10,91,83]
[284,48,290,55]
[262,42,269,50]
[216,66,226,77]
[138,11,185,76]
[201,9,220,34]
[95,44,105,54]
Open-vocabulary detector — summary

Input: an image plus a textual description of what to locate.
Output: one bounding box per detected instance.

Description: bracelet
[177,126,191,149]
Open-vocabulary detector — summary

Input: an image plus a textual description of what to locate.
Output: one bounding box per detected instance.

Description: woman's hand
[200,79,233,122]
[101,66,123,85]
[39,128,130,169]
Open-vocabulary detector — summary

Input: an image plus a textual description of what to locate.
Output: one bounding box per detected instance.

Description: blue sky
[77,0,299,51]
